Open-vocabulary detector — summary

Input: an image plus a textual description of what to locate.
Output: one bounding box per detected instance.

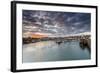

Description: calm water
[23,41,90,63]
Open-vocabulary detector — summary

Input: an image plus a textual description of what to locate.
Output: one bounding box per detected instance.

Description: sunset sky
[22,10,91,37]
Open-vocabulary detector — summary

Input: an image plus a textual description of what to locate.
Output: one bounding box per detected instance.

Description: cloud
[23,10,91,36]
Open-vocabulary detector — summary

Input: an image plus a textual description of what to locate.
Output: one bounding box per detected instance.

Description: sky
[22,10,91,36]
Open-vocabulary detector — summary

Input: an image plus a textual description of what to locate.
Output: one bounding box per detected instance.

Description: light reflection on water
[23,41,90,63]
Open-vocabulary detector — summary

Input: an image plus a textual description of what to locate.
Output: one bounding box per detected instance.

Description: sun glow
[30,33,48,38]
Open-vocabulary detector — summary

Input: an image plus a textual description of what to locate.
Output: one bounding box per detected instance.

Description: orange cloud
[31,33,48,38]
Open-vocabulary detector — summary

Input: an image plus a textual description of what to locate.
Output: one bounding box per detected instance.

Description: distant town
[23,32,91,52]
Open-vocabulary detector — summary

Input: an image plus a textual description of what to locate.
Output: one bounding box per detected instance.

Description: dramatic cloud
[22,10,91,36]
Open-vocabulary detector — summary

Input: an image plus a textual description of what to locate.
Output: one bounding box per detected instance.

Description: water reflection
[79,39,91,53]
[23,40,91,63]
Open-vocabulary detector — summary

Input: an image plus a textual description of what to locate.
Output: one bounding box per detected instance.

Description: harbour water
[23,40,90,63]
